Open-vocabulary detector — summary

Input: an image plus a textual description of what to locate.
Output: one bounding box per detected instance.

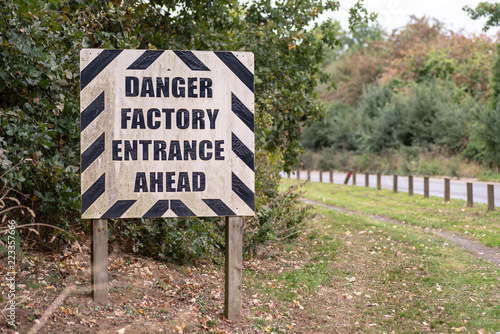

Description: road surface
[283,170,500,207]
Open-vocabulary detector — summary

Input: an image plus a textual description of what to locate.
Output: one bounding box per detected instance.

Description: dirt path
[302,198,500,267]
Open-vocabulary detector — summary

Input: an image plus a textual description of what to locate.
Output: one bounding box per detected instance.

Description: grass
[299,149,500,181]
[478,171,500,182]
[242,181,500,332]
[282,179,500,248]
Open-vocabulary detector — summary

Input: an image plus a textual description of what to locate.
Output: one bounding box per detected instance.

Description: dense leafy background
[303,16,500,173]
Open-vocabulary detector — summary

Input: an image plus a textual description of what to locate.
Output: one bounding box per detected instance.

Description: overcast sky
[325,0,499,37]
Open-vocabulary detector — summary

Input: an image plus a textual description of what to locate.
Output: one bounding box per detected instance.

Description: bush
[244,183,312,258]
[0,0,140,235]
[120,217,225,263]
[354,80,472,153]
[302,102,360,152]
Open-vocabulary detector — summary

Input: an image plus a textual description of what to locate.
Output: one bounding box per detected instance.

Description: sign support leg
[225,216,243,321]
[91,219,108,304]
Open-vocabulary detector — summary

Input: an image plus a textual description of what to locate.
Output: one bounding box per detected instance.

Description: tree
[464,2,500,166]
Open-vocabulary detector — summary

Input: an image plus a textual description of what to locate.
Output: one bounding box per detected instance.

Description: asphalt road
[283,170,500,207]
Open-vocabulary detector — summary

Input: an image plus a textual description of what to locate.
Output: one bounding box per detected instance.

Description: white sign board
[80,49,255,219]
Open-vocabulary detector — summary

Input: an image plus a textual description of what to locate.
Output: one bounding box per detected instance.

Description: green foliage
[302,102,360,151]
[121,217,225,263]
[311,79,473,156]
[0,0,140,232]
[463,2,500,167]
[245,153,312,256]
[471,103,500,166]
[360,80,471,153]
[463,2,500,31]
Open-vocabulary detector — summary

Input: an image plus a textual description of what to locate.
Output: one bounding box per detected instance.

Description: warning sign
[80,49,255,219]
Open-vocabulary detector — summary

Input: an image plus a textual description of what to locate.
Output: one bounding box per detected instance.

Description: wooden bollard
[408,175,413,196]
[92,219,108,304]
[297,168,300,180]
[329,168,333,183]
[424,176,429,198]
[488,184,495,211]
[307,169,311,181]
[444,178,450,202]
[377,172,381,190]
[352,170,357,186]
[393,175,398,193]
[319,169,323,183]
[344,171,352,184]
[467,182,473,207]
[365,173,369,187]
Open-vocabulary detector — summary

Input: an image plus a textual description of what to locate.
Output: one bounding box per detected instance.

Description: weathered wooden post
[377,172,381,190]
[487,184,495,211]
[408,175,413,196]
[91,219,108,304]
[365,173,369,187]
[225,217,242,321]
[319,169,323,183]
[297,168,300,180]
[329,168,333,183]
[393,175,398,193]
[344,171,352,184]
[424,176,429,198]
[444,178,450,202]
[467,182,473,207]
[352,170,357,186]
[307,169,311,181]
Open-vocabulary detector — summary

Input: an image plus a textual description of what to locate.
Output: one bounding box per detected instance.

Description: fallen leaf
[293,299,304,309]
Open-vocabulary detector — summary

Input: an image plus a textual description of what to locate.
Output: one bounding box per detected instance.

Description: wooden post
[444,178,450,202]
[319,169,323,183]
[408,175,413,196]
[344,171,352,184]
[467,183,473,207]
[329,169,333,183]
[92,219,108,304]
[225,216,243,321]
[297,168,300,181]
[487,184,495,211]
[352,170,356,186]
[307,169,311,181]
[365,173,369,187]
[377,172,381,190]
[393,175,398,193]
[424,177,429,198]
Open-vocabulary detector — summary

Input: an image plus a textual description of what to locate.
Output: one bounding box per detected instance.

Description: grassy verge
[242,182,500,333]
[478,171,500,182]
[281,179,500,248]
[299,149,500,182]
